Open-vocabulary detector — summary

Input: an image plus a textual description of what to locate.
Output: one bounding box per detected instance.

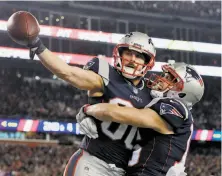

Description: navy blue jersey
[127,98,193,176]
[80,58,153,169]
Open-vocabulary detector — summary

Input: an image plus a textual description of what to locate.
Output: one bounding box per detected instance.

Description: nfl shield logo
[133,87,138,94]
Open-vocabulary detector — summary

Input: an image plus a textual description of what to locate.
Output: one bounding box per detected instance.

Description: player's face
[153,72,177,91]
[121,49,145,71]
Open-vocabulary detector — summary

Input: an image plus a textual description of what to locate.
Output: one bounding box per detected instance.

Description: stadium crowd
[74,1,221,20]
[0,144,220,176]
[0,68,86,122]
[0,68,220,130]
[0,1,220,45]
[1,1,220,20]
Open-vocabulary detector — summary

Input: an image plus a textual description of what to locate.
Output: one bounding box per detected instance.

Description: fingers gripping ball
[7,11,40,46]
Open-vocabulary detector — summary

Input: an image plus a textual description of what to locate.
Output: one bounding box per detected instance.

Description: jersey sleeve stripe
[98,58,109,86]
[64,149,84,176]
[173,99,189,120]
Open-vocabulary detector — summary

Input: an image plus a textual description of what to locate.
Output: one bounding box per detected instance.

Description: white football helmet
[147,63,204,108]
[113,32,156,79]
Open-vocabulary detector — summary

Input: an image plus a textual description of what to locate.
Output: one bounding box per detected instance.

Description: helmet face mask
[147,66,184,93]
[113,32,156,79]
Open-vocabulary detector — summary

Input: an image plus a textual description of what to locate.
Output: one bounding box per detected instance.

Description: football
[7,11,40,46]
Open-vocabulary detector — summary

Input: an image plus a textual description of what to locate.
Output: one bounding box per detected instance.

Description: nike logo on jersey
[160,103,184,119]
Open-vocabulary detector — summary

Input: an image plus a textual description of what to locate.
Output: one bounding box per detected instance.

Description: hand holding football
[7,11,40,46]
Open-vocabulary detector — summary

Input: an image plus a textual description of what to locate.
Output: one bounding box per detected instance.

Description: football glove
[166,163,187,176]
[27,37,46,60]
[76,105,98,139]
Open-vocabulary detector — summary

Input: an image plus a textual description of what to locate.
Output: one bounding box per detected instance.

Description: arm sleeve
[149,98,189,128]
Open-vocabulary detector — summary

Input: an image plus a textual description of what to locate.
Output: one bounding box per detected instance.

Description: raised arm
[85,103,174,134]
[38,49,103,91]
[7,13,104,92]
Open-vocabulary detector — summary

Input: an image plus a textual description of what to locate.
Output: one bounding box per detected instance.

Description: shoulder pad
[83,57,99,72]
[158,98,189,120]
[146,98,189,128]
[83,57,109,86]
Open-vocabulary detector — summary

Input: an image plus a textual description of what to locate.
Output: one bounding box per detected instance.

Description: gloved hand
[166,163,187,176]
[76,105,98,139]
[27,37,46,60]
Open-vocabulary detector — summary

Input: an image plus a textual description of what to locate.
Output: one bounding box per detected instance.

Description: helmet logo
[148,38,154,46]
[185,66,204,86]
[125,32,133,38]
[133,87,138,94]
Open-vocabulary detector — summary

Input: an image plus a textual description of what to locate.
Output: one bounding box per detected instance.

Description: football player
[12,31,156,175]
[83,63,204,176]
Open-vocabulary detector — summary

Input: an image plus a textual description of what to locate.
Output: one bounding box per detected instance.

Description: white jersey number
[101,98,137,149]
